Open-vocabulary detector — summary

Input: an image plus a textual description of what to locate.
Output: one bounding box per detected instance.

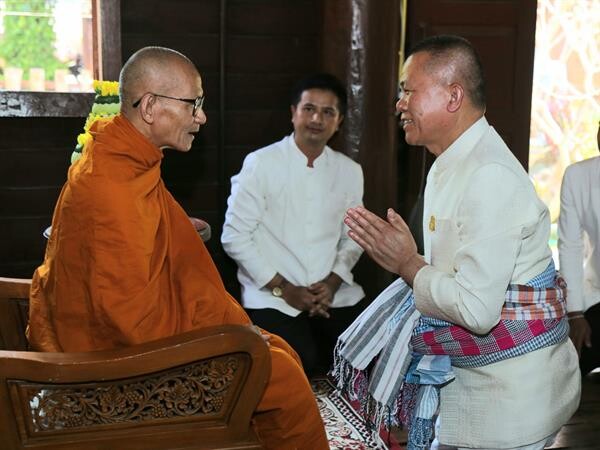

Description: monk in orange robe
[27,46,329,450]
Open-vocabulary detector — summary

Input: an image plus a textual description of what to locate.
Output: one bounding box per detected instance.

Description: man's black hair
[409,34,486,110]
[290,73,347,116]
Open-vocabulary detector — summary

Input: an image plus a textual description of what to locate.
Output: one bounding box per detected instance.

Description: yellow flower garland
[71,80,121,164]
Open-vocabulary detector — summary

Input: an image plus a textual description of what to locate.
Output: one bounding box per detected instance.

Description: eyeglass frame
[132,93,205,116]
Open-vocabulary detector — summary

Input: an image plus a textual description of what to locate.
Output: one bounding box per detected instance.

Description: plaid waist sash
[412,271,568,367]
[332,261,568,449]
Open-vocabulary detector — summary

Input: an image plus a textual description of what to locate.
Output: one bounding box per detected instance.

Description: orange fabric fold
[28,114,249,351]
[27,115,328,449]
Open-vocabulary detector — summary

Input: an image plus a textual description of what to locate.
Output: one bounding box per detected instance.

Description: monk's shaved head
[119,46,197,115]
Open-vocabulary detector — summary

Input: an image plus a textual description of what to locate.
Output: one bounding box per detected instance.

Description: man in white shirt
[222,73,366,376]
[558,122,600,375]
[344,35,580,449]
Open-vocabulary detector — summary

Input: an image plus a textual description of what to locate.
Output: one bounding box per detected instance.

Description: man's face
[291,88,343,151]
[154,65,207,152]
[396,52,452,155]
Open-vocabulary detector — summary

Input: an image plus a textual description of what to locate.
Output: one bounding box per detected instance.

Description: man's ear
[290,104,297,121]
[140,94,157,124]
[447,83,464,113]
[336,114,344,132]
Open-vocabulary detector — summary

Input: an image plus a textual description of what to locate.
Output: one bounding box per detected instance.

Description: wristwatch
[271,286,283,297]
[271,280,287,297]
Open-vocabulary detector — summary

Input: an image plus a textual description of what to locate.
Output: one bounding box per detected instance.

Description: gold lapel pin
[429,215,436,232]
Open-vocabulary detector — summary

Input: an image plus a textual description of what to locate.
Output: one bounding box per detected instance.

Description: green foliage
[0,0,64,78]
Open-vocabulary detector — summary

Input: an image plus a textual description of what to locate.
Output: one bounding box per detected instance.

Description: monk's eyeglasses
[132,93,205,116]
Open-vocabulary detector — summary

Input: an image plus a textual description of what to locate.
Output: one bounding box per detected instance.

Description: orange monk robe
[27,114,329,450]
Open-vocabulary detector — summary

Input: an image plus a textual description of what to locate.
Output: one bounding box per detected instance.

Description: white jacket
[414,117,580,448]
[558,156,600,313]
[221,135,365,316]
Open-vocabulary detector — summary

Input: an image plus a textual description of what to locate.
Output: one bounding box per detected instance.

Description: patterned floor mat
[311,377,403,450]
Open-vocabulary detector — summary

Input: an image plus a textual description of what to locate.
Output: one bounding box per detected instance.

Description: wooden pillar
[321,0,402,296]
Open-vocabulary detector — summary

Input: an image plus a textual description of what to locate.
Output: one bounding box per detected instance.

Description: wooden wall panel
[0,187,62,216]
[2,149,70,186]
[2,1,537,304]
[2,0,540,306]
[398,0,537,249]
[0,0,402,301]
[319,0,402,297]
[119,0,322,296]
[0,118,82,278]
[224,110,291,147]
[225,73,300,110]
[405,0,537,168]
[227,0,320,35]
[119,1,221,34]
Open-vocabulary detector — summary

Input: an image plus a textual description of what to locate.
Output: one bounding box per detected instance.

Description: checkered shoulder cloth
[332,277,419,441]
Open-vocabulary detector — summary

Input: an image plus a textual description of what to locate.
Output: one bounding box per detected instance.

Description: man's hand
[344,207,426,284]
[569,313,592,358]
[307,282,333,318]
[308,273,341,317]
[281,284,329,317]
[309,281,334,307]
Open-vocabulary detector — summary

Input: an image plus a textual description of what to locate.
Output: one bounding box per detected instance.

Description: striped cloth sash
[332,261,568,449]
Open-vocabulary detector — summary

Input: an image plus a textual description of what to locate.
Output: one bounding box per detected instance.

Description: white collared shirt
[558,155,600,313]
[222,134,365,316]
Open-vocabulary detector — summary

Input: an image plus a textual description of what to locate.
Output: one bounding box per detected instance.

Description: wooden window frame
[0,0,121,118]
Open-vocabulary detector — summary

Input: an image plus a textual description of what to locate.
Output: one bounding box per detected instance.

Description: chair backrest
[0,324,270,450]
[0,277,31,351]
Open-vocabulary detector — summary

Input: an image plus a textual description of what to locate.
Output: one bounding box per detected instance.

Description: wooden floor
[548,371,600,450]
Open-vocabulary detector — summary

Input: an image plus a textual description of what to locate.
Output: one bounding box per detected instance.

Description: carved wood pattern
[20,355,242,432]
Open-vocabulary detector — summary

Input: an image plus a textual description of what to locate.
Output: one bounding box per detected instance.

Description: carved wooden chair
[0,277,30,351]
[0,277,270,450]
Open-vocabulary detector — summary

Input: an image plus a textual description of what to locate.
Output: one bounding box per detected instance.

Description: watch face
[272,286,283,297]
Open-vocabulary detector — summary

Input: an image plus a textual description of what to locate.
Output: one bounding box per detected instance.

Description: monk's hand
[345,207,426,283]
[568,313,592,358]
[189,217,211,241]
[250,325,271,346]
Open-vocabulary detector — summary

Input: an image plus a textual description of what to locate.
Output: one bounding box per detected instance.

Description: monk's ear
[139,94,157,124]
[447,83,464,113]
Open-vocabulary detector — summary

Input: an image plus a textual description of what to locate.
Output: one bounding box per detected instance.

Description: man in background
[222,73,366,376]
[558,121,600,375]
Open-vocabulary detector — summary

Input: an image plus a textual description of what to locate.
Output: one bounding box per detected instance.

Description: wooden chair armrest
[0,324,270,450]
[0,278,31,299]
[0,277,31,351]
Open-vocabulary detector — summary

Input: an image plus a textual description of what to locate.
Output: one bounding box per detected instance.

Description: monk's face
[153,63,207,152]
